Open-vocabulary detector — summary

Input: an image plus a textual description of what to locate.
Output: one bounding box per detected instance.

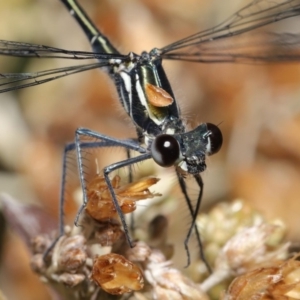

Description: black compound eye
[206,123,223,155]
[151,134,180,167]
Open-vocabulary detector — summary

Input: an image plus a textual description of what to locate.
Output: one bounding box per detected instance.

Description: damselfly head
[151,123,222,174]
[183,123,222,174]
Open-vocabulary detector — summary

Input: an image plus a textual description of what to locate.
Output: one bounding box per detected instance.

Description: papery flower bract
[91,253,144,295]
[86,174,161,221]
[222,255,300,300]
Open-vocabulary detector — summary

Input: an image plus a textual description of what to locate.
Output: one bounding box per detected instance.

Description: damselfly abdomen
[1,0,300,276]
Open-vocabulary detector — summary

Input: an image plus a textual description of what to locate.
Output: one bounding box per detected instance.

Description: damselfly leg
[74,128,151,245]
[175,171,209,271]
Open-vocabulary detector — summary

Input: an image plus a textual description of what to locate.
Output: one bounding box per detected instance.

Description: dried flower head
[196,200,266,267]
[222,254,300,300]
[193,199,288,286]
[85,174,161,221]
[216,223,289,274]
[31,234,88,288]
[93,222,124,247]
[2,176,295,300]
[91,253,144,295]
[25,174,163,298]
[201,223,290,292]
[54,235,87,273]
[124,241,207,299]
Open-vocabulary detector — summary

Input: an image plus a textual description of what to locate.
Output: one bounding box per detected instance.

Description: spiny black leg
[126,147,136,235]
[43,142,76,262]
[75,127,150,248]
[102,153,152,247]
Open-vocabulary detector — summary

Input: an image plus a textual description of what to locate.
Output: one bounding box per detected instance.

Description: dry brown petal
[86,197,118,220]
[222,255,300,300]
[91,253,144,295]
[117,177,160,194]
[86,175,161,221]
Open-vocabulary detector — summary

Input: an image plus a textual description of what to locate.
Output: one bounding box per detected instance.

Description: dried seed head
[57,273,86,287]
[31,234,51,254]
[94,222,124,247]
[195,200,287,282]
[216,223,289,275]
[126,241,152,262]
[201,223,289,292]
[151,269,209,300]
[145,250,208,300]
[85,175,161,221]
[30,234,53,274]
[55,235,87,272]
[91,253,144,295]
[196,200,265,265]
[222,255,300,300]
[30,253,46,274]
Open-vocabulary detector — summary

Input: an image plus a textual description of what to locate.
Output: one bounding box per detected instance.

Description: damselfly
[1,0,300,271]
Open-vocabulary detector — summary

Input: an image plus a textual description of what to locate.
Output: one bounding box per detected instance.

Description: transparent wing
[159,0,300,63]
[161,32,300,63]
[0,62,111,93]
[0,40,129,92]
[0,40,124,60]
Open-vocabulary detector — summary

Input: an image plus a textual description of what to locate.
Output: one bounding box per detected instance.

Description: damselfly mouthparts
[1,0,300,272]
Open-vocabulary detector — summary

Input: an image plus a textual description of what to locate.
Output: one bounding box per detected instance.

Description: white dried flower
[201,223,289,292]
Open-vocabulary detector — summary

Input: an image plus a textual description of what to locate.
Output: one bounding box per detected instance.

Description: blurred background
[0,0,300,299]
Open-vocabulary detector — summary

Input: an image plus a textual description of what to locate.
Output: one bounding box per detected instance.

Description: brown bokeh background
[0,0,300,299]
